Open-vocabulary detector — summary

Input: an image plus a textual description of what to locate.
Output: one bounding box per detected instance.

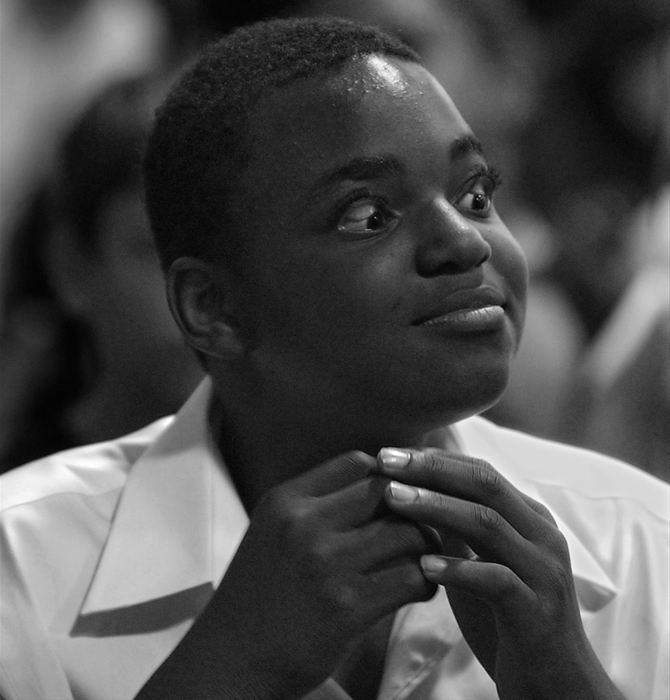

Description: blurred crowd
[1,0,668,479]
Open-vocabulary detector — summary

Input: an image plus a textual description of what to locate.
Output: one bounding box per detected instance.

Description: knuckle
[303,536,334,574]
[469,458,506,498]
[541,559,574,602]
[261,488,313,541]
[323,579,360,619]
[256,487,286,522]
[339,450,374,479]
[393,521,431,554]
[472,503,504,533]
[545,527,571,562]
[421,450,446,477]
[491,566,519,602]
[533,501,557,526]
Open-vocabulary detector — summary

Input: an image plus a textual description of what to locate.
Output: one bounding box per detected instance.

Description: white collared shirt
[1,379,668,699]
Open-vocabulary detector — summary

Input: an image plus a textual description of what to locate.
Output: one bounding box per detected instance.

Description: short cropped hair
[143,17,419,271]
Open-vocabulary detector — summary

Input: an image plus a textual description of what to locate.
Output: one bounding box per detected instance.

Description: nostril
[435,261,467,275]
[478,242,493,266]
[417,230,492,277]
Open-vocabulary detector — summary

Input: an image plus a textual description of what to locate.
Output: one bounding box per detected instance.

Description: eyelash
[335,190,399,238]
[456,164,503,217]
[471,164,503,189]
[334,164,503,236]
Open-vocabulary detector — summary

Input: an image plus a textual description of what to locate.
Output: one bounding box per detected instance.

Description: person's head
[0,75,203,462]
[46,76,203,416]
[144,17,528,447]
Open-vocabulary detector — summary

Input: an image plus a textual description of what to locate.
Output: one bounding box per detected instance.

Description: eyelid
[460,163,502,191]
[336,186,379,209]
[335,190,400,238]
[452,164,502,218]
[334,188,395,223]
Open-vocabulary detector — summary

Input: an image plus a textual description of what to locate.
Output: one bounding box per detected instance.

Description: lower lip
[418,305,506,332]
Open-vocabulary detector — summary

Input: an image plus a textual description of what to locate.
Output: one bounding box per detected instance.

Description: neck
[208,379,456,513]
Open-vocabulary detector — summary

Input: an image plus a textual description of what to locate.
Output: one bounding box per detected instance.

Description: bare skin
[378,448,626,700]
[137,452,435,698]
[138,54,624,698]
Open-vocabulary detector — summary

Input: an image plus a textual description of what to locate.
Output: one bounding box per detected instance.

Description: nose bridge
[416,196,492,275]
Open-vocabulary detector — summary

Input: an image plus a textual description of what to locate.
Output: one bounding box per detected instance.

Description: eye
[337,199,399,238]
[456,169,501,218]
[458,185,492,214]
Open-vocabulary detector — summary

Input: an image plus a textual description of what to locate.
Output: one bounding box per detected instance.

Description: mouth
[413,287,507,333]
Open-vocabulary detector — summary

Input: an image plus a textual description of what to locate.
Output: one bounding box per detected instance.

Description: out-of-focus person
[516,0,669,338]
[0,0,172,253]
[538,17,670,481]
[0,76,203,473]
[559,185,670,482]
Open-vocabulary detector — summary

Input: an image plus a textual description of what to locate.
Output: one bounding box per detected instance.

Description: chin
[420,361,512,427]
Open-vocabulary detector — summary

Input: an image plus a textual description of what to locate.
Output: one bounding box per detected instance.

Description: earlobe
[167,257,245,359]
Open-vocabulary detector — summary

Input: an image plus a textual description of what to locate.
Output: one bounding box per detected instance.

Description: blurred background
[1,0,668,479]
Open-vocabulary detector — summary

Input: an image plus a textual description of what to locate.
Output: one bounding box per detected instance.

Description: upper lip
[413,285,506,325]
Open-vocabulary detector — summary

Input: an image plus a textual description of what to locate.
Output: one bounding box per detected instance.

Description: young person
[1,18,667,700]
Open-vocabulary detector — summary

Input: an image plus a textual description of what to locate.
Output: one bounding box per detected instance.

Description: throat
[208,390,458,513]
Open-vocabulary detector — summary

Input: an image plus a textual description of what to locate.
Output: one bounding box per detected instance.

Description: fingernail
[420,555,449,575]
[379,448,411,469]
[388,481,418,503]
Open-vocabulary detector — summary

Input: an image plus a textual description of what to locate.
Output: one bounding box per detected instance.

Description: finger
[385,481,536,570]
[377,449,551,540]
[439,529,477,560]
[359,559,438,618]
[339,516,439,570]
[317,474,390,528]
[288,450,377,497]
[419,554,535,624]
[518,492,557,527]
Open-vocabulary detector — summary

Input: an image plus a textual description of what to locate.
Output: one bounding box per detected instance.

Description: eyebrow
[309,154,403,200]
[449,135,484,161]
[308,136,485,201]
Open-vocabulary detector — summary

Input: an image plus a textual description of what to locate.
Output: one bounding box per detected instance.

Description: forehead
[242,55,472,191]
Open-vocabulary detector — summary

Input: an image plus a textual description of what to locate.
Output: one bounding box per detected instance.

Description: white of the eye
[342,204,377,227]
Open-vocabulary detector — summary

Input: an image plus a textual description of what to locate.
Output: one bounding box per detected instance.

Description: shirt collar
[79,378,248,616]
[79,383,616,617]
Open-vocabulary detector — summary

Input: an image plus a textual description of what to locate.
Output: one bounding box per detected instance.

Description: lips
[413,286,506,327]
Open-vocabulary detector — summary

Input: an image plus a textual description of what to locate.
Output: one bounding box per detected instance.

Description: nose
[415,197,492,276]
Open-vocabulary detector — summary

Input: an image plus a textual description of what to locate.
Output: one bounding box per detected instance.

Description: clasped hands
[153,448,623,699]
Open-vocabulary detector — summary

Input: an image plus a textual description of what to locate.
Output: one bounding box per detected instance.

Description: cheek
[492,232,529,337]
[249,245,406,340]
[502,235,528,294]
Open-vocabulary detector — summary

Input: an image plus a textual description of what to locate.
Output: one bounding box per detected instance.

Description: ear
[167,257,245,360]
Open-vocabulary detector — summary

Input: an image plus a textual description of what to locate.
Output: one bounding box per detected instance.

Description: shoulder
[0,417,172,514]
[0,417,173,595]
[0,418,174,639]
[454,417,669,650]
[455,415,669,521]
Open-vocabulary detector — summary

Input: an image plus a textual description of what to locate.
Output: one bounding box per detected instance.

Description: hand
[377,448,625,700]
[138,451,436,699]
